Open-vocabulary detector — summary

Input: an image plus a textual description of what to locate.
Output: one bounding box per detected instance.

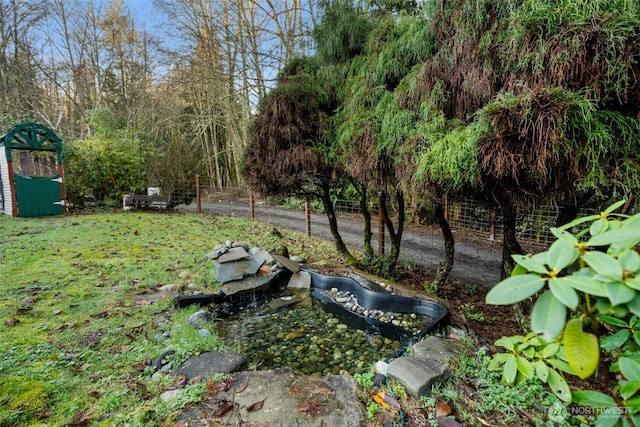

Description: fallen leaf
[5,317,19,327]
[299,400,321,417]
[374,411,393,427]
[126,381,148,395]
[214,402,234,417]
[34,409,51,419]
[206,380,231,395]
[68,409,93,426]
[371,387,400,411]
[164,374,187,390]
[435,399,452,417]
[476,417,495,426]
[189,375,202,384]
[245,398,266,412]
[131,363,147,371]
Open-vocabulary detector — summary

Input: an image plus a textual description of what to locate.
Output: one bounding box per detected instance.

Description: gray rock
[186,310,213,327]
[287,270,311,289]
[175,369,367,426]
[275,255,300,273]
[160,389,183,402]
[219,272,274,296]
[412,336,462,363]
[157,283,178,292]
[217,246,250,263]
[252,249,275,266]
[388,355,451,398]
[290,255,305,263]
[170,351,248,380]
[214,257,264,283]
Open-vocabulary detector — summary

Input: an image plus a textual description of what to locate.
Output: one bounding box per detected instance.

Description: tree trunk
[501,202,524,280]
[356,181,374,258]
[379,188,405,269]
[432,200,454,290]
[320,181,358,266]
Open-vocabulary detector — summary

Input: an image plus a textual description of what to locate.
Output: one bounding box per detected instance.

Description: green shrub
[486,200,640,426]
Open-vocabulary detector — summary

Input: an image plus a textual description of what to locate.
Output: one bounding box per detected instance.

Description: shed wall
[0,147,12,215]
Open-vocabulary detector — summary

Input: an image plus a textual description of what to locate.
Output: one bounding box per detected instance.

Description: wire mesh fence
[162,181,612,259]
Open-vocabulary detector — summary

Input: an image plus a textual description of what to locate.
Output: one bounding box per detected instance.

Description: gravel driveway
[183,200,502,288]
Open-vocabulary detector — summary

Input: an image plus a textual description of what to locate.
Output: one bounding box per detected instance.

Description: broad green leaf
[634,331,640,347]
[541,342,560,358]
[604,199,627,214]
[503,355,517,384]
[535,360,549,382]
[624,276,640,291]
[547,238,579,272]
[562,272,608,297]
[620,250,640,273]
[589,228,640,248]
[531,291,567,341]
[547,358,576,375]
[619,381,640,400]
[572,390,617,407]
[627,295,640,317]
[599,315,628,328]
[494,336,516,351]
[516,357,534,380]
[547,368,571,402]
[600,329,630,350]
[548,278,579,309]
[583,251,623,281]
[512,254,548,274]
[488,352,511,370]
[595,412,621,427]
[619,358,640,382]
[590,218,609,236]
[605,281,636,305]
[485,274,545,305]
[558,214,600,231]
[550,227,578,241]
[564,319,599,379]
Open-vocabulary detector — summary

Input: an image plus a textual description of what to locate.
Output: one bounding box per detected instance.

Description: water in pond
[215,289,432,376]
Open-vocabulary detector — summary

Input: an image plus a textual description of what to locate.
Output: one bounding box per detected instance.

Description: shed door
[14,174,63,217]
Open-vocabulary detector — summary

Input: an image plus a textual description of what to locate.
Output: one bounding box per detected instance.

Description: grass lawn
[0,211,340,426]
[1,210,585,427]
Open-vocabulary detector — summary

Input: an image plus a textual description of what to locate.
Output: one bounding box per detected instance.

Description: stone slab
[252,248,275,266]
[412,336,462,363]
[275,255,301,273]
[175,369,367,427]
[388,355,451,398]
[170,351,248,380]
[214,258,264,283]
[217,247,250,263]
[219,271,274,296]
[287,270,312,289]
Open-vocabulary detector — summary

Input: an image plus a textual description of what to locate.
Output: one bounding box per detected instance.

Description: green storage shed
[0,123,67,217]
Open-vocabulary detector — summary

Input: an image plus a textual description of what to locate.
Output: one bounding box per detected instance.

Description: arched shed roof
[0,123,63,163]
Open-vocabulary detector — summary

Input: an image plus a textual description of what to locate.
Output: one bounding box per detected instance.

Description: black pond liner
[174,268,449,361]
[306,270,449,361]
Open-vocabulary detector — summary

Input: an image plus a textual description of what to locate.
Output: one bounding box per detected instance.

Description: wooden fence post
[305,198,311,236]
[195,175,201,213]
[249,191,255,220]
